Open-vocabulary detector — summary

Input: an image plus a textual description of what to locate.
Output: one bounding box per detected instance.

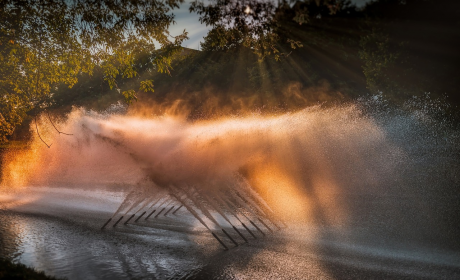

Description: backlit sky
[170,0,372,49]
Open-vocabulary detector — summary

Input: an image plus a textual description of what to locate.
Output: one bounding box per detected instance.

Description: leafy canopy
[191,0,300,60]
[0,0,187,142]
[190,0,345,60]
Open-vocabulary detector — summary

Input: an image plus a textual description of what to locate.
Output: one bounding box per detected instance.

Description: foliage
[190,0,305,61]
[2,0,459,143]
[358,28,401,94]
[0,0,187,142]
[190,0,355,61]
[146,0,460,115]
[0,258,64,280]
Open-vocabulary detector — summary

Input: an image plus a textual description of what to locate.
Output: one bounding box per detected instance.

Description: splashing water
[1,95,459,249]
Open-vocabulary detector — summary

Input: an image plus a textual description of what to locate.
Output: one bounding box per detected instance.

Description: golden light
[245,6,252,14]
[247,161,312,223]
[0,103,399,234]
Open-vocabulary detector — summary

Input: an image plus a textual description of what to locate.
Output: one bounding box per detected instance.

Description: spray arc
[101,176,285,250]
[8,103,440,250]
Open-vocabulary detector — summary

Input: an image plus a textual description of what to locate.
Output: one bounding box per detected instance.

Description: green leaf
[140,80,155,93]
[122,90,137,105]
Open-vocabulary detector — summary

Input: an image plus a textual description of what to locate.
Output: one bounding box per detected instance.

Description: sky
[169,0,372,49]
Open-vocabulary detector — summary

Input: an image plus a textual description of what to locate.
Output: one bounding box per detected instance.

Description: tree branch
[46,111,73,136]
[35,116,51,148]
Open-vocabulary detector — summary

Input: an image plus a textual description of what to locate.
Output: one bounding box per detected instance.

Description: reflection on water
[1,188,460,280]
[0,188,220,279]
[0,210,210,279]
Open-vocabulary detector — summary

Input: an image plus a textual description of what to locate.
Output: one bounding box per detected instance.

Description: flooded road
[1,187,459,279]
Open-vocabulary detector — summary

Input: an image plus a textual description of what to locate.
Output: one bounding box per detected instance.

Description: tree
[190,0,303,61]
[189,0,349,60]
[358,28,401,95]
[0,0,188,142]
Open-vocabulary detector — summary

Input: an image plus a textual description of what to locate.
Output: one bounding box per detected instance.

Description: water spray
[111,190,136,218]
[186,185,242,247]
[149,197,171,219]
[223,190,266,236]
[212,232,229,251]
[101,218,112,230]
[257,218,274,232]
[215,191,257,239]
[233,189,267,219]
[172,205,183,214]
[164,205,175,216]
[169,186,229,251]
[177,184,223,229]
[144,199,169,220]
[144,196,167,220]
[123,197,147,217]
[250,220,266,236]
[221,228,238,247]
[145,209,156,220]
[133,195,158,215]
[232,225,248,243]
[124,213,136,225]
[134,211,146,222]
[112,216,124,227]
[235,177,285,228]
[168,190,209,230]
[154,207,165,218]
[236,174,276,214]
[148,196,167,210]
[240,222,257,239]
[229,192,272,235]
[14,97,457,255]
[200,188,248,243]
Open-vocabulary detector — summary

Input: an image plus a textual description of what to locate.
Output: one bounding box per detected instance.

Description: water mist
[1,95,459,250]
